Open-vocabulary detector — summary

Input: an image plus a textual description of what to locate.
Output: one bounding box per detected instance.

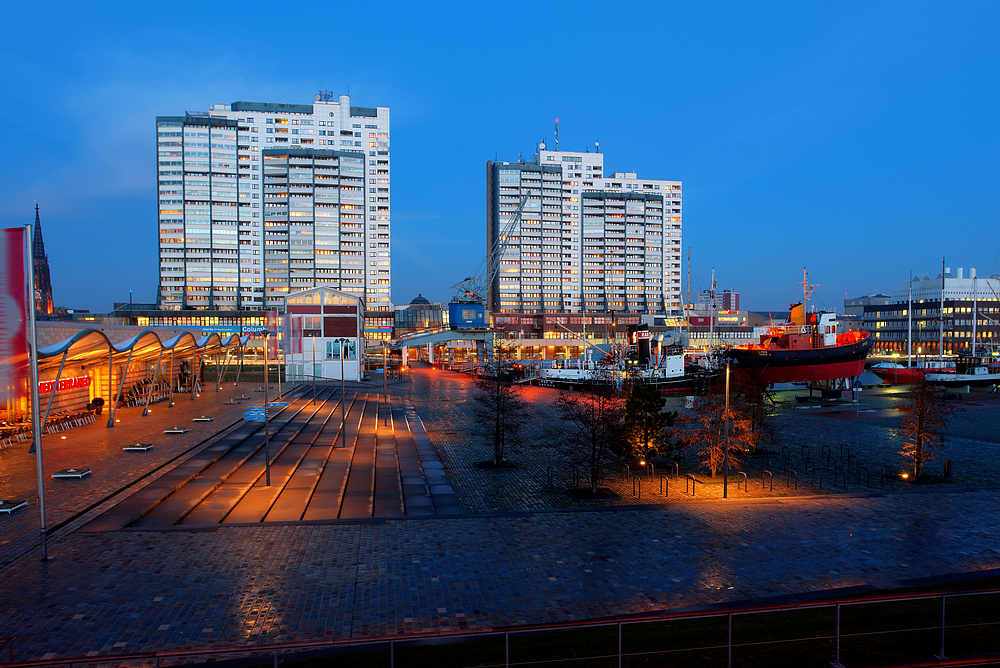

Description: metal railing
[5,586,999,668]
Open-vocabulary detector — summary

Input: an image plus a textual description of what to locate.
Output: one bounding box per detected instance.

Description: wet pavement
[0,368,998,662]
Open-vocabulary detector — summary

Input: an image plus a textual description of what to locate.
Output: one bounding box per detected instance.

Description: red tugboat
[725,271,874,384]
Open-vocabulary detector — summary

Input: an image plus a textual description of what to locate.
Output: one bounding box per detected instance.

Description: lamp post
[724,362,730,499]
[336,337,349,448]
[263,331,271,486]
[382,340,388,427]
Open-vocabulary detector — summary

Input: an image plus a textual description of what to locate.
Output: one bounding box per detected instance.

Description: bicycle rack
[659,475,669,496]
[631,475,641,498]
[879,464,894,488]
[821,444,831,461]
[833,462,846,488]
[840,443,851,460]
[647,462,655,479]
[762,470,773,491]
[847,454,858,474]
[786,469,798,490]
[737,471,748,492]
[622,464,630,482]
[858,465,870,488]
[800,444,810,462]
[685,474,698,496]
[671,461,679,478]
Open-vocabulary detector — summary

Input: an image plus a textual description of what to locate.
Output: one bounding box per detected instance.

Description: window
[326,339,357,360]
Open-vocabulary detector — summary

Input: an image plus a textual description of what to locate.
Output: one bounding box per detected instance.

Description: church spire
[32,202,54,315]
[33,202,47,261]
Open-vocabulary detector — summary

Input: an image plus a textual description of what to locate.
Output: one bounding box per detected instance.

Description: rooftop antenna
[554,118,559,151]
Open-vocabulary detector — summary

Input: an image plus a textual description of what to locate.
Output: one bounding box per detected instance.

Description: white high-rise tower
[487,145,682,314]
[156,93,391,311]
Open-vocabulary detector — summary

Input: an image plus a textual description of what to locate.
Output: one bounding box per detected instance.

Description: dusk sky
[2,1,997,314]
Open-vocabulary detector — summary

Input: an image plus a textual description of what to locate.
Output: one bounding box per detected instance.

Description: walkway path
[0,368,998,662]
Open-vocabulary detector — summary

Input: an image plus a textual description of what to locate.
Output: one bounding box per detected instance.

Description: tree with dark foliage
[623,382,682,462]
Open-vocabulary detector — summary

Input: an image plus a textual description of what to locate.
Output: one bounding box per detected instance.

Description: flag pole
[25,223,47,561]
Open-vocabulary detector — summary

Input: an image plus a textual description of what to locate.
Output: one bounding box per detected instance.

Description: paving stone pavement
[0,368,998,662]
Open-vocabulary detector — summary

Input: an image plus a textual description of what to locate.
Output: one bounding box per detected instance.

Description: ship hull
[727,336,874,384]
[871,365,955,384]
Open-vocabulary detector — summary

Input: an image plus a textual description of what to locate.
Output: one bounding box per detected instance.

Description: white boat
[925,356,1000,390]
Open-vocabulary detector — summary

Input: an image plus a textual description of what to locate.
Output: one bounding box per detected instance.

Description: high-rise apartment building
[156,93,391,312]
[487,146,681,315]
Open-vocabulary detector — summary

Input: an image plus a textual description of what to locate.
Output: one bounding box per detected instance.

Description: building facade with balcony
[156,93,391,313]
[486,146,682,315]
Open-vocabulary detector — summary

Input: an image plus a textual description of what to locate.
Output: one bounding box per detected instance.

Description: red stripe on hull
[763,359,866,384]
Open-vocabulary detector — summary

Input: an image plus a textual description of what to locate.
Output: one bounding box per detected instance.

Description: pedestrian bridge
[394,327,494,364]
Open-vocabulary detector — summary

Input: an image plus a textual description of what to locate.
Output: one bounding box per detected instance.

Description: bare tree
[730,357,777,450]
[682,377,753,477]
[898,376,956,479]
[555,385,626,494]
[471,344,526,466]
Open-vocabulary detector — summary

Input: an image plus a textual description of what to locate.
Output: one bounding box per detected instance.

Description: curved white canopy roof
[37,329,249,373]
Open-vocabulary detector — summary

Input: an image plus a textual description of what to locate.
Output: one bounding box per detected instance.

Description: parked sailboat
[871,268,954,384]
[925,272,1000,390]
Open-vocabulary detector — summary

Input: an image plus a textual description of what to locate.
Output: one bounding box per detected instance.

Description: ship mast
[972,273,978,358]
[708,267,716,354]
[907,270,912,367]
[939,257,945,360]
[799,267,818,321]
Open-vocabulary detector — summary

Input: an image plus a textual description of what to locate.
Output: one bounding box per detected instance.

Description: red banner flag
[0,228,28,413]
[266,308,280,358]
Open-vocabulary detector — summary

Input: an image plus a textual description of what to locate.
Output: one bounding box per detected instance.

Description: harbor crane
[451,195,530,306]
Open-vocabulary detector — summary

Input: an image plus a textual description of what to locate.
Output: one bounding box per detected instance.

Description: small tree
[730,357,777,450]
[682,376,753,477]
[623,383,681,462]
[555,386,626,494]
[471,343,526,466]
[898,376,955,479]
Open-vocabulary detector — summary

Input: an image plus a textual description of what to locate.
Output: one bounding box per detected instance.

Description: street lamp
[724,362,730,499]
[335,337,350,448]
[263,330,271,486]
[382,340,389,427]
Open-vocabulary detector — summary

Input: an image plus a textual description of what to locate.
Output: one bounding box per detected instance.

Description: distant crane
[451,195,530,306]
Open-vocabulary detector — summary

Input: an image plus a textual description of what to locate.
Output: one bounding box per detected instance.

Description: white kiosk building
[283,287,364,382]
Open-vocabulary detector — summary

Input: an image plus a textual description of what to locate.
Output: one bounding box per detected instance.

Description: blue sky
[1,1,997,314]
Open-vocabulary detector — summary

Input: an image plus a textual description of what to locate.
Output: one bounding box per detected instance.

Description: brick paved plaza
[0,367,999,662]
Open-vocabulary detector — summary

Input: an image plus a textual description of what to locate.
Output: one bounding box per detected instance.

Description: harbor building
[156,92,391,314]
[853,267,1000,356]
[486,144,682,316]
